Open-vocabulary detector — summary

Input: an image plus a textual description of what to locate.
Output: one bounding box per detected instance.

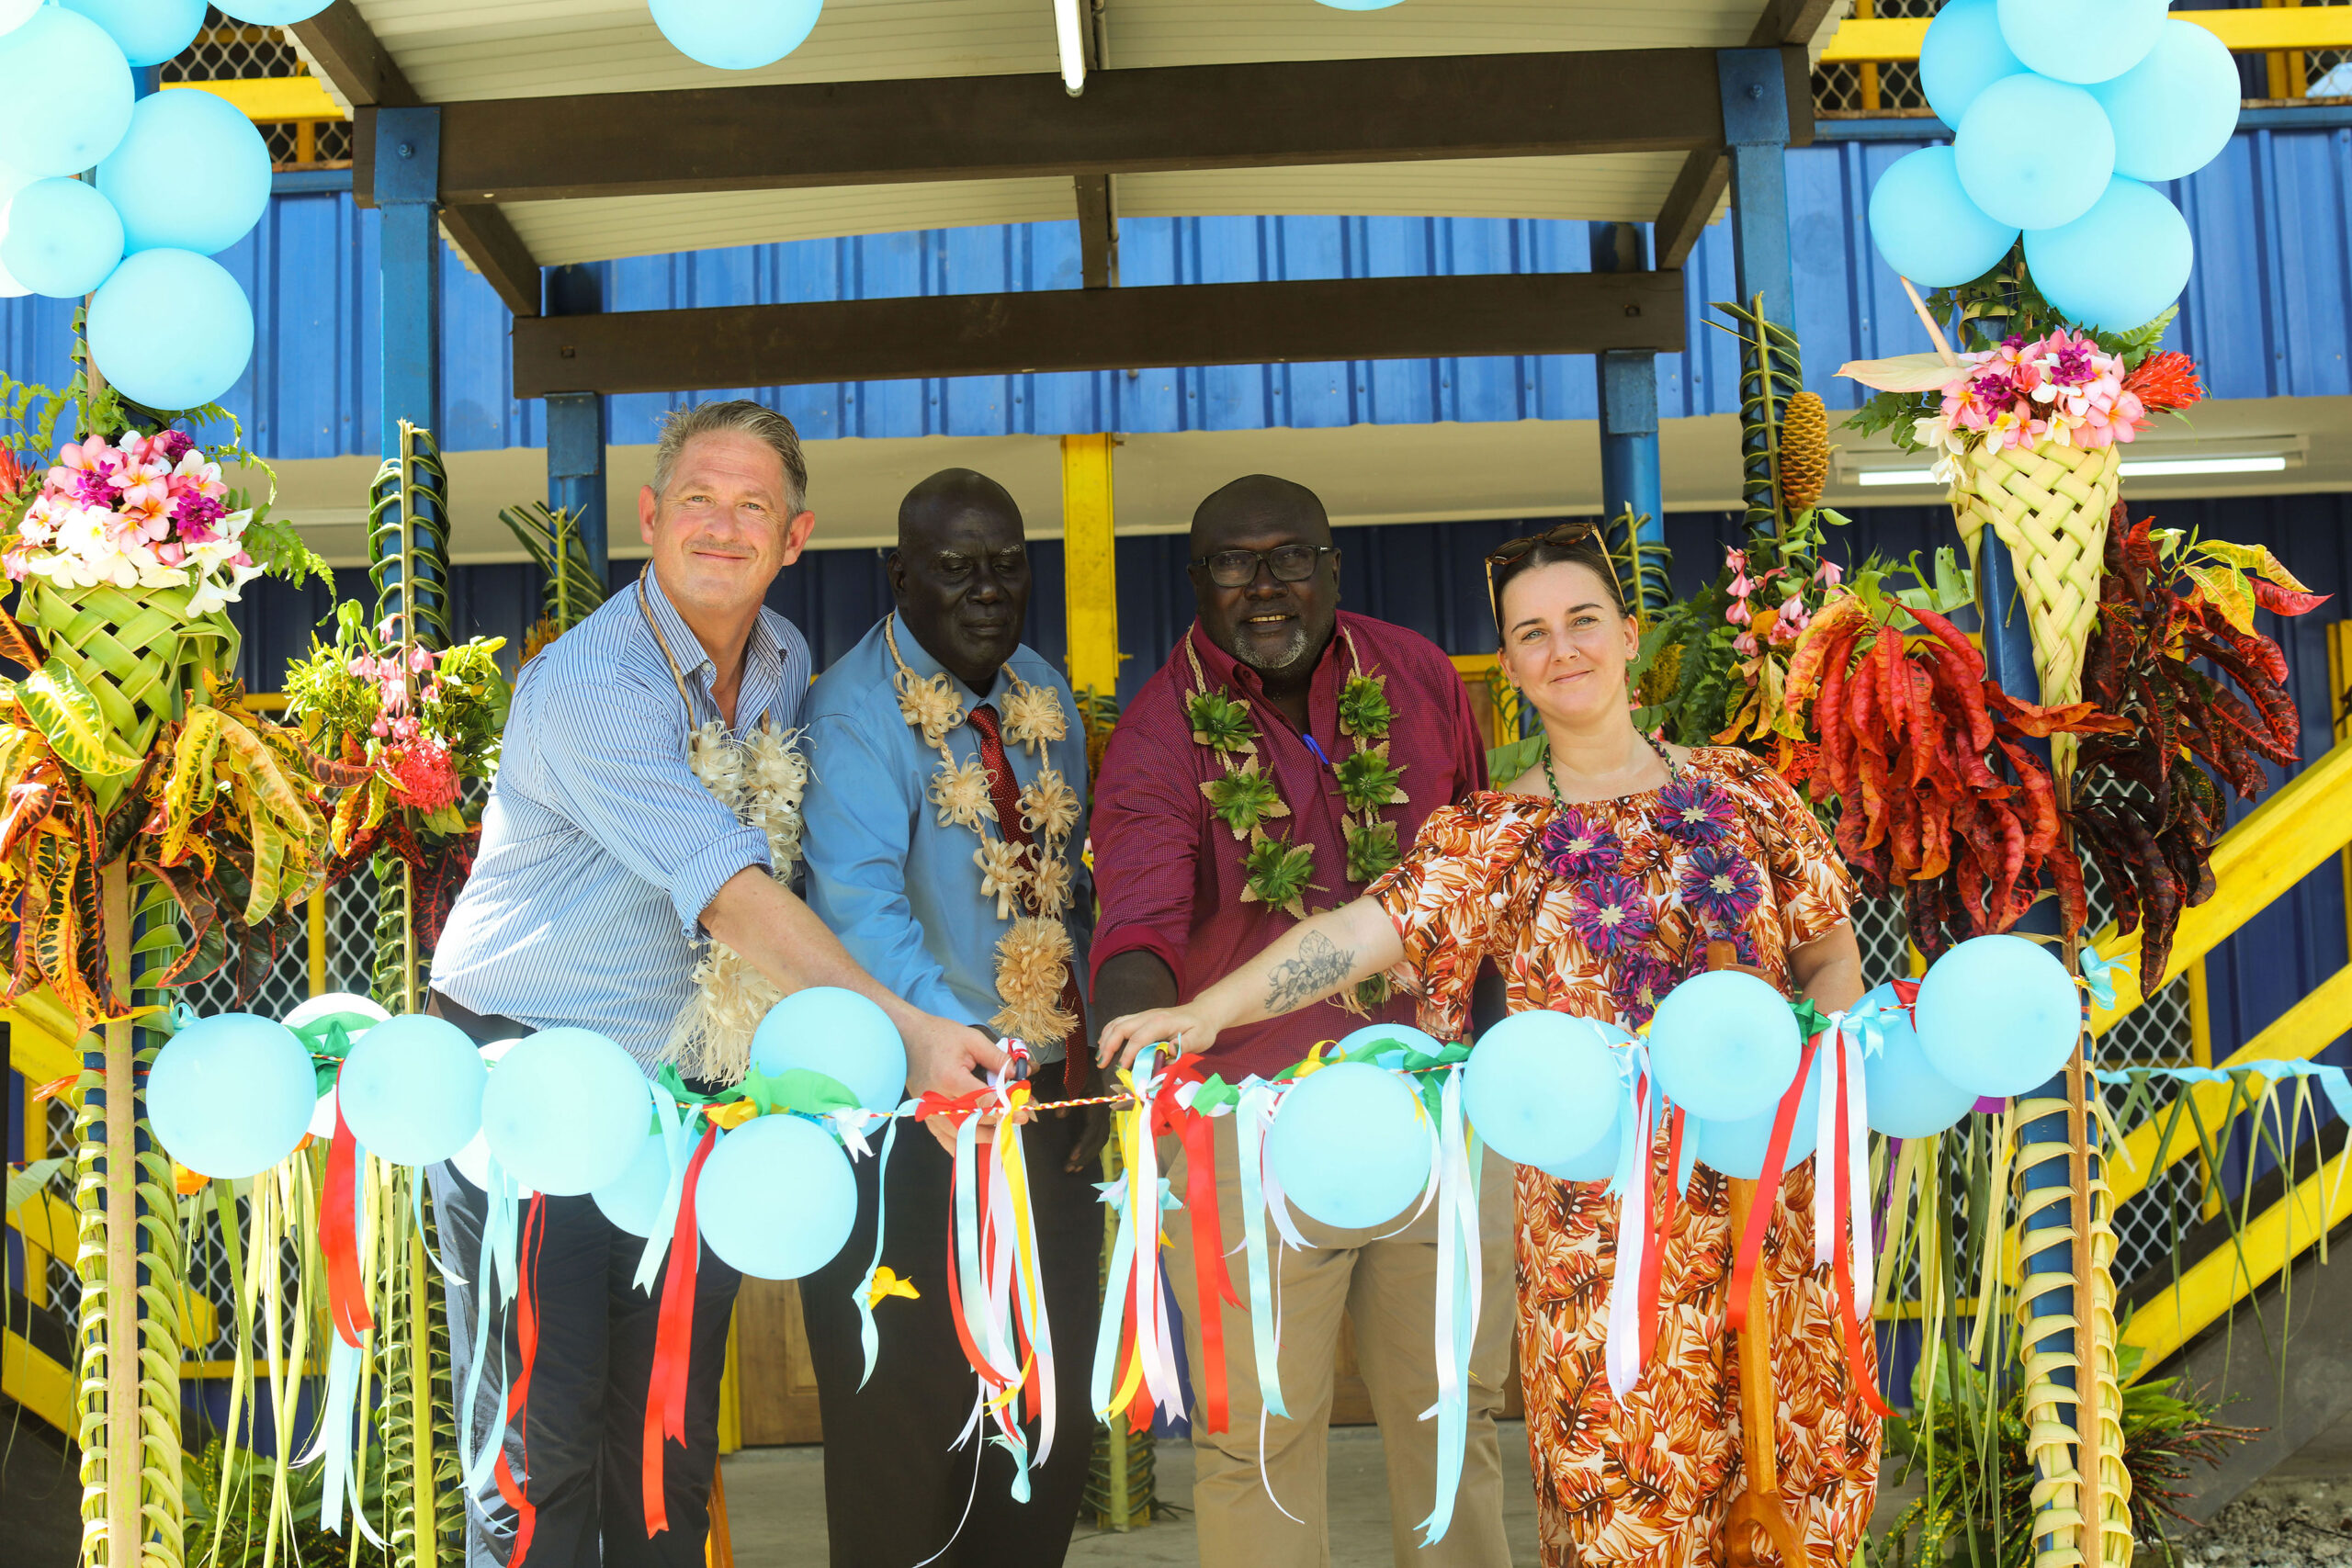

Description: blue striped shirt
[431,571,811,1067]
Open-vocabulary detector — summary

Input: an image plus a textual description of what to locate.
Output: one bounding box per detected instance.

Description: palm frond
[497,500,608,641]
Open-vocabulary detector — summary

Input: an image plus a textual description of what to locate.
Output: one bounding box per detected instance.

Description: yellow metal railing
[1824,7,2352,62]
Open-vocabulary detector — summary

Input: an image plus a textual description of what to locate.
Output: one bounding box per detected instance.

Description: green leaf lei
[1238,836,1318,919]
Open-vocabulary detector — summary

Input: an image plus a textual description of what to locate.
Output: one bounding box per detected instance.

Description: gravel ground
[2172,1479,2352,1568]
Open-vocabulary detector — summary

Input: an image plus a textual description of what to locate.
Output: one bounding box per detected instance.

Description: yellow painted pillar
[1060,434,1121,701]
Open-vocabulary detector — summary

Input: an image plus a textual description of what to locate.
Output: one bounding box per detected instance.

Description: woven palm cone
[1950,439,2119,713]
[16,577,239,779]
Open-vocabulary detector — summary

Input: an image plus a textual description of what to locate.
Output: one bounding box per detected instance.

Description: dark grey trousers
[428,1163,741,1568]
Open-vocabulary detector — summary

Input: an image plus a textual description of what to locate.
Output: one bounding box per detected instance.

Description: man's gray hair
[650,400,808,513]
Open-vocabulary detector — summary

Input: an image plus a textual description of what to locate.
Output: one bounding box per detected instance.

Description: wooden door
[731,1278,823,1445]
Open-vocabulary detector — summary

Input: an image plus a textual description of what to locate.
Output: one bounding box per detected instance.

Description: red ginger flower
[386,737,459,813]
[2121,351,2204,413]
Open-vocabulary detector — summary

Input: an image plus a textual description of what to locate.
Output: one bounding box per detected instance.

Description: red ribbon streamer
[1726,1034,1822,1334]
[320,1086,374,1348]
[1180,1108,1239,1434]
[494,1194,548,1568]
[1829,1044,1896,1419]
[642,1126,717,1538]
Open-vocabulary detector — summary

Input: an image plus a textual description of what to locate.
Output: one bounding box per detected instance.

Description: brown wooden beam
[430,48,1789,205]
[289,2,418,107]
[1655,151,1730,269]
[513,269,1688,399]
[1747,0,1846,48]
[1075,175,1117,289]
[441,203,545,320]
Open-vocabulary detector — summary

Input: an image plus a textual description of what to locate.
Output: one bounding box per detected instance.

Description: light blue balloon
[1997,0,2166,86]
[750,986,909,1112]
[1868,146,2018,289]
[0,7,134,178]
[1954,74,2115,232]
[1918,0,2025,127]
[63,0,207,67]
[337,1013,488,1167]
[1694,1044,1823,1180]
[1534,1093,1623,1184]
[1914,934,2080,1099]
[148,1013,314,1179]
[0,177,123,298]
[2092,21,2242,184]
[1267,1062,1433,1231]
[594,1132,674,1238]
[1857,983,1978,1138]
[1333,1021,1447,1061]
[650,0,823,71]
[1464,1010,1623,1168]
[1646,970,1800,1124]
[98,89,271,255]
[214,1,333,22]
[2024,176,2192,333]
[87,248,253,411]
[479,1027,650,1196]
[696,1115,856,1279]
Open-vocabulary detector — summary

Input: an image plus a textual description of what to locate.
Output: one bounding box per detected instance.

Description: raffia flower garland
[886,616,1080,1046]
[1183,626,1408,1011]
[662,717,808,1081]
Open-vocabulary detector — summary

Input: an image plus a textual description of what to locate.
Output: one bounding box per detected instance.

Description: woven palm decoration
[1778,391,1830,513]
[1950,438,2120,710]
[18,578,238,756]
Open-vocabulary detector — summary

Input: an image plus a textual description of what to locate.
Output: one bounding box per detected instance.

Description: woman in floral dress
[1098,525,1877,1568]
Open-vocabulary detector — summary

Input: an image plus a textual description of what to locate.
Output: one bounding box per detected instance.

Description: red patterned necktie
[967,702,1088,1089]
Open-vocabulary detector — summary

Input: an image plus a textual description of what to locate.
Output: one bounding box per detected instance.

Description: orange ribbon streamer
[495,1195,548,1568]
[1726,1034,1822,1334]
[320,1089,374,1348]
[642,1126,717,1537]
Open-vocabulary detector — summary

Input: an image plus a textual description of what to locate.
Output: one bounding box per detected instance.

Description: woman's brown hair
[1486,522,1630,640]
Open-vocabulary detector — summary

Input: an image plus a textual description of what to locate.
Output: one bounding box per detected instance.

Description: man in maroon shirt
[1091,476,1512,1568]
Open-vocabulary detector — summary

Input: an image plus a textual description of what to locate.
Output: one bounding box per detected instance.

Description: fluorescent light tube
[1853,454,2290,488]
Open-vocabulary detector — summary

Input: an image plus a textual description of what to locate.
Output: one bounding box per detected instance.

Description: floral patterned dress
[1365,747,1879,1568]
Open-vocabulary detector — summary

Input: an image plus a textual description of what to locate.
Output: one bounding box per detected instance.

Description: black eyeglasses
[1484,522,1621,632]
[1190,544,1337,590]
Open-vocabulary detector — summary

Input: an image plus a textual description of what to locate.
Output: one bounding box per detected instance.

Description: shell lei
[1183,626,1407,1013]
[659,718,809,1081]
[885,618,1080,1047]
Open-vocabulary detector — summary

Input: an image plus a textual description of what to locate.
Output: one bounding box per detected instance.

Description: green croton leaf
[1240,835,1318,917]
[1201,761,1289,838]
[1186,691,1258,753]
[1343,816,1400,884]
[1335,741,1408,815]
[1336,673,1394,739]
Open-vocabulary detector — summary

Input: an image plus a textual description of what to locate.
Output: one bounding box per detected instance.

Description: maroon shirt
[1090,611,1489,1081]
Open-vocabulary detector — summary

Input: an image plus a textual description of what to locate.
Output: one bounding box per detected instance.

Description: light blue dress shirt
[798,614,1091,1065]
[431,570,811,1068]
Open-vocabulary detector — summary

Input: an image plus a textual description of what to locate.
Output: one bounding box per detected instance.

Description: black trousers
[428,1163,741,1568]
[798,1100,1106,1568]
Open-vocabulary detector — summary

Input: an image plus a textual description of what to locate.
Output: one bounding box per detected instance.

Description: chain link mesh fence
[156,7,351,169]
[1812,0,1941,118]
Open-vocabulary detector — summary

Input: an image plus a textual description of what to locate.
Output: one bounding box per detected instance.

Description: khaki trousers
[1160,1120,1518,1568]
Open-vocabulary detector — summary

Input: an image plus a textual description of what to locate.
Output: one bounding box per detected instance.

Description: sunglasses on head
[1484,522,1623,634]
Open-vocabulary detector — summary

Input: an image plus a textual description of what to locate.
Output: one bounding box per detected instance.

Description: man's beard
[1234,622,1313,674]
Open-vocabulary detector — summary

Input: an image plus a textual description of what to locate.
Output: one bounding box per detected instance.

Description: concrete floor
[720,1422,1546,1567]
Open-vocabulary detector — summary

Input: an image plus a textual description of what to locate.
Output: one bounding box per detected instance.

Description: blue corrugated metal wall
[11,126,2352,455]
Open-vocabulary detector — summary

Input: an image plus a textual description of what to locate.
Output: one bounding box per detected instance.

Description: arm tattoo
[1264,931,1356,1014]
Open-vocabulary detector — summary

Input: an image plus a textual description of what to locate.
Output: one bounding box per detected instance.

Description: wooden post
[102,862,139,1568]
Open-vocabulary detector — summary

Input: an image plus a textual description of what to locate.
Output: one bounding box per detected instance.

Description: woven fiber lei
[660,718,808,1081]
[1183,626,1407,1010]
[885,616,1082,1046]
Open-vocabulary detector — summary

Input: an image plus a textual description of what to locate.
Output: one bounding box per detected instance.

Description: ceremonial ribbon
[494,1193,548,1568]
[320,1085,374,1348]
[630,1081,692,1295]
[1165,1065,1239,1433]
[642,1124,718,1537]
[1603,1067,1655,1396]
[1232,1081,1289,1422]
[1091,1048,1190,1432]
[1414,1065,1483,1546]
[1726,1032,1821,1334]
[851,1103,907,1389]
[461,1161,521,1500]
[1827,1034,1894,1419]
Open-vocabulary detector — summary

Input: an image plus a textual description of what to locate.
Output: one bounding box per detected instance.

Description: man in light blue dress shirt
[796,470,1107,1567]
[427,407,1004,1568]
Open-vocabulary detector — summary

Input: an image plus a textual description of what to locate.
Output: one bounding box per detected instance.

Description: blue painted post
[1589,221,1665,559]
[1716,50,1797,329]
[544,264,609,583]
[374,107,442,459]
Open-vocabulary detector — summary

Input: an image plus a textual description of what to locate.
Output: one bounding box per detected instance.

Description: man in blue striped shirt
[428,401,1004,1568]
